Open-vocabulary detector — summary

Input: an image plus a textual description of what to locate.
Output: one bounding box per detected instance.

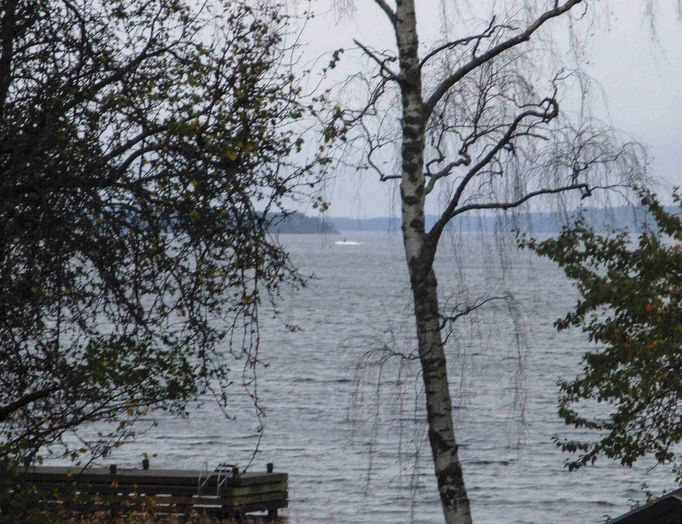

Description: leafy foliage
[0,0,328,459]
[521,190,682,474]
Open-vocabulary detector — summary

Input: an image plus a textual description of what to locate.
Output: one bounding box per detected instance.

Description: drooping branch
[342,73,389,127]
[439,294,511,330]
[354,39,399,81]
[424,0,584,116]
[419,16,513,70]
[428,98,560,245]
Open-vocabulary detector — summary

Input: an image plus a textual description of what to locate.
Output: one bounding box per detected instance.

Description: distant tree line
[268,211,338,234]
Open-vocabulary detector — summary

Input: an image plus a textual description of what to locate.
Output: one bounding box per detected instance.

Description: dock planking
[1,462,287,520]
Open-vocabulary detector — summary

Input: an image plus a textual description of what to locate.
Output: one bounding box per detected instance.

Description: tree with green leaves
[521,190,682,478]
[0,0,328,461]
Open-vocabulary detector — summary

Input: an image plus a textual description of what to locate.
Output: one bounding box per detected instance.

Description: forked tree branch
[428,98,559,244]
[423,182,590,264]
[439,294,511,329]
[424,0,584,116]
[419,16,510,69]
[354,39,399,80]
[424,156,471,195]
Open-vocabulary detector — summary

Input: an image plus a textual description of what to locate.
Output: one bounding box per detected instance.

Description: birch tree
[336,1,646,522]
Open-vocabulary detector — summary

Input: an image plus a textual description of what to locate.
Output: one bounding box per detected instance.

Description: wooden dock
[1,461,287,520]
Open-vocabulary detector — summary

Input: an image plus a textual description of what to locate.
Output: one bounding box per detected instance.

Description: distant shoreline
[287,204,680,234]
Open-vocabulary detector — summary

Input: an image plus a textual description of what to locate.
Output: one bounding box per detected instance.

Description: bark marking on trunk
[394,2,472,523]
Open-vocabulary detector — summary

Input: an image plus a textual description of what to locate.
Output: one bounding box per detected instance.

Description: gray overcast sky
[293,1,682,218]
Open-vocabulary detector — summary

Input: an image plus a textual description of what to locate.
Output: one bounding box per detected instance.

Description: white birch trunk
[394,2,472,523]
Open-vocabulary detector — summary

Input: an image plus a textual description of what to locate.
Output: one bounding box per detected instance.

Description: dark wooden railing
[0,461,287,520]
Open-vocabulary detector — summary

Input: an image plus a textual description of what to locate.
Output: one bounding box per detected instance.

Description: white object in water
[334,239,362,246]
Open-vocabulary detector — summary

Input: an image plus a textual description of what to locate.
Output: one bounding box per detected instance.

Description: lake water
[58,231,675,523]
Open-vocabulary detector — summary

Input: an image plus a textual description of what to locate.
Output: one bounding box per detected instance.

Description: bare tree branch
[428,98,559,245]
[419,16,512,69]
[373,0,397,27]
[354,39,399,80]
[424,157,471,195]
[439,295,511,329]
[450,183,591,217]
[425,0,584,116]
[0,386,59,423]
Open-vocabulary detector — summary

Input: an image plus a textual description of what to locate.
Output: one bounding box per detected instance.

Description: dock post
[267,463,277,519]
[0,457,9,516]
[108,465,119,517]
[142,458,149,470]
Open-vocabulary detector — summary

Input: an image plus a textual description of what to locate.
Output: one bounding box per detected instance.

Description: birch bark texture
[394,2,471,523]
[344,1,645,523]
